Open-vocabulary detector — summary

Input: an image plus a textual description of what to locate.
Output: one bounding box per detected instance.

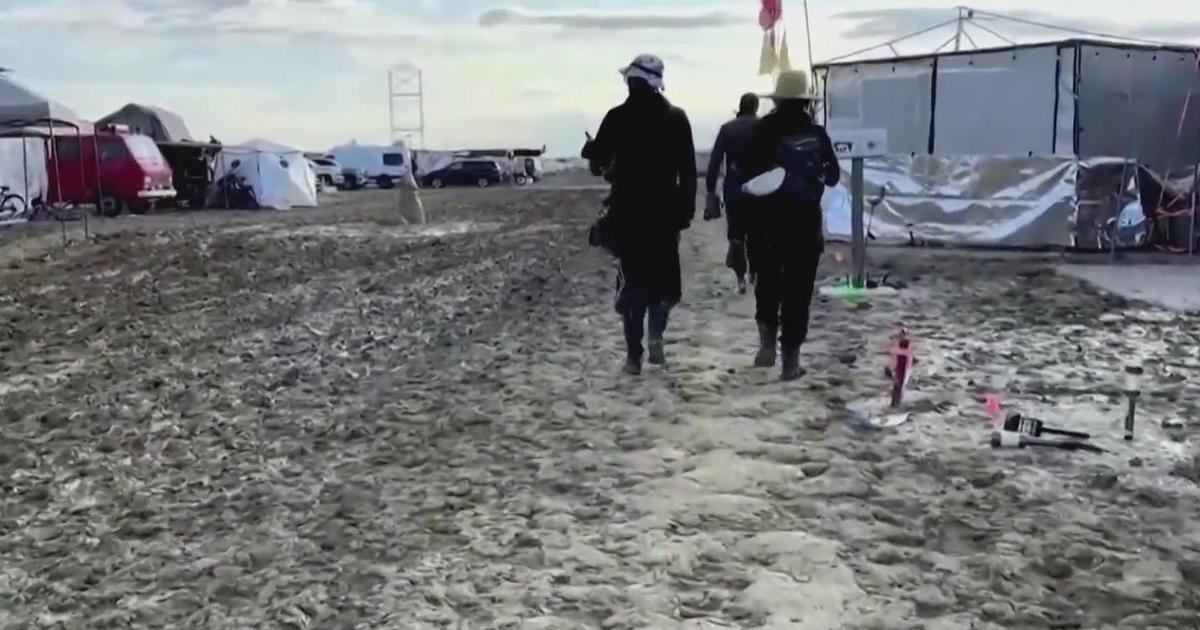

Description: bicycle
[0,185,28,219]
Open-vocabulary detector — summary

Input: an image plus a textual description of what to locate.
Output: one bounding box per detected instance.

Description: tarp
[0,137,47,205]
[213,139,317,210]
[0,75,79,125]
[820,154,1142,249]
[96,103,192,142]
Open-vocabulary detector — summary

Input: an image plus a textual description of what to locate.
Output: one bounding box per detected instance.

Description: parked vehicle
[512,156,543,185]
[307,157,345,190]
[327,141,411,189]
[340,167,364,190]
[422,160,507,189]
[48,126,175,216]
[157,141,221,209]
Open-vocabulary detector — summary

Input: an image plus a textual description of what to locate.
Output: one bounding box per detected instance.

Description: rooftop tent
[96,103,193,142]
[212,139,318,210]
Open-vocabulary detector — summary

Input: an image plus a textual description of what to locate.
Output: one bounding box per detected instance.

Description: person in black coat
[742,70,840,381]
[704,92,760,294]
[582,54,697,375]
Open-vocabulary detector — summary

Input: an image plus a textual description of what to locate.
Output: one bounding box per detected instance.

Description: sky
[2,0,1198,156]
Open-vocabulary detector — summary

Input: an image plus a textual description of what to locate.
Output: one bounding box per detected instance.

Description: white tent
[213,139,318,210]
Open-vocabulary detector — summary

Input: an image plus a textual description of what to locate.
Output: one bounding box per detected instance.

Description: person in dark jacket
[582,54,697,375]
[742,70,840,381]
[704,93,760,294]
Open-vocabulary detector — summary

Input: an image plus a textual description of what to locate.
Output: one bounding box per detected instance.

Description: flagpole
[802,0,815,77]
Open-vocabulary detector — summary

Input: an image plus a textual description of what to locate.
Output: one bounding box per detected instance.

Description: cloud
[478,6,747,30]
[831,7,1200,46]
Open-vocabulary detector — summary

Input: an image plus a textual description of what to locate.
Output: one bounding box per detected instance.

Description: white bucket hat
[619,54,665,91]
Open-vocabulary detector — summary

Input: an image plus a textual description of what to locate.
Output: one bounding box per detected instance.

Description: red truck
[46,124,176,215]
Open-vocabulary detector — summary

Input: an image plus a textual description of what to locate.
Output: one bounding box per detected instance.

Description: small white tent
[213,139,317,210]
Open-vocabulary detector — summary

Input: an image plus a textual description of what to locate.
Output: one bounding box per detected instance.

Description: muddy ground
[0,187,1198,630]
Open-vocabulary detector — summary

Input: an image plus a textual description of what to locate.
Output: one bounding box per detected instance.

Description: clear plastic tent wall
[0,138,48,204]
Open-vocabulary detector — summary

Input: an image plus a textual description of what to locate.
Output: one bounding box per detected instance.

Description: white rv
[327,141,411,189]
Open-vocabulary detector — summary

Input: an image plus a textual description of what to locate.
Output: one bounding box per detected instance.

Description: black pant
[724,184,752,279]
[615,233,681,359]
[750,230,821,348]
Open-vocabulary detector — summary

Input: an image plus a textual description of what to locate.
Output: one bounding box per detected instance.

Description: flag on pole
[779,32,792,71]
[758,0,788,75]
[759,0,782,29]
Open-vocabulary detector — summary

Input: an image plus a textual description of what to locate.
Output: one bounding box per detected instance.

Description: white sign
[829,128,888,158]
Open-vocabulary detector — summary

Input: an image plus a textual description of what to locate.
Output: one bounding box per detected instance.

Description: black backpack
[774,129,826,206]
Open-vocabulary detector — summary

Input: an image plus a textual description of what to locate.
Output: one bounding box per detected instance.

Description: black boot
[646,303,669,366]
[647,336,665,365]
[623,354,642,375]
[780,344,806,381]
[754,322,777,368]
[736,275,747,295]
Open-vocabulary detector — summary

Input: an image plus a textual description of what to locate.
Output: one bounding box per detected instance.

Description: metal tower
[387,62,425,148]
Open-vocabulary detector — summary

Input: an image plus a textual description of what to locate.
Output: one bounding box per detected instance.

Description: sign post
[829,128,888,288]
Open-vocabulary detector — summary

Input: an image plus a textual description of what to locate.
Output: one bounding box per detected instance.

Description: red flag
[759,0,782,30]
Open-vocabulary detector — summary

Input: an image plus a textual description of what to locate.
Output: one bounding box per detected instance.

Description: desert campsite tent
[96,103,192,142]
[0,73,79,124]
[212,139,317,210]
[813,39,1200,250]
[0,73,92,216]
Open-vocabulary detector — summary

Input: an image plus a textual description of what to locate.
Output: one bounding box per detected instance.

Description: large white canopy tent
[212,139,318,210]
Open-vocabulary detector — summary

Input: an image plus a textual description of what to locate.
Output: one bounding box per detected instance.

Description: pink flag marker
[984,394,1002,425]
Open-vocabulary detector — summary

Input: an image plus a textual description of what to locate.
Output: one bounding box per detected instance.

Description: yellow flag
[758,31,778,75]
[779,32,792,71]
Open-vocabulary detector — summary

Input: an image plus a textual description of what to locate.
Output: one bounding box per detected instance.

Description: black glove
[677,203,694,232]
[703,192,722,221]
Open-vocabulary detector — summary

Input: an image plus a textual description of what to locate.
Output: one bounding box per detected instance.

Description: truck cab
[48,124,176,216]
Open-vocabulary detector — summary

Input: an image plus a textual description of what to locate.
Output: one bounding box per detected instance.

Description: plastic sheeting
[1076,44,1200,171]
[0,137,47,205]
[820,154,1142,249]
[932,46,1065,156]
[816,39,1200,170]
[213,140,317,210]
[823,57,934,155]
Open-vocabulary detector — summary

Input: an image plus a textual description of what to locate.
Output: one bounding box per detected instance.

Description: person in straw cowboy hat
[582,54,697,375]
[742,69,840,381]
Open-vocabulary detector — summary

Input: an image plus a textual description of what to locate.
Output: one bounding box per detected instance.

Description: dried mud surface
[1,188,1198,630]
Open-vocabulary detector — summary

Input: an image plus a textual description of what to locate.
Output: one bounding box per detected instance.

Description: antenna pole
[953,6,966,51]
[388,63,425,147]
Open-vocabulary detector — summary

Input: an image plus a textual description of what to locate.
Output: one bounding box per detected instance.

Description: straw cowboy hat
[761,69,819,100]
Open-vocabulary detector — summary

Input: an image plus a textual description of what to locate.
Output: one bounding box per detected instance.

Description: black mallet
[1003,413,1090,440]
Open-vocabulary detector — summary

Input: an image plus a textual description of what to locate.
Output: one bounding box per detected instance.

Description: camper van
[326,141,411,189]
[48,125,175,215]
